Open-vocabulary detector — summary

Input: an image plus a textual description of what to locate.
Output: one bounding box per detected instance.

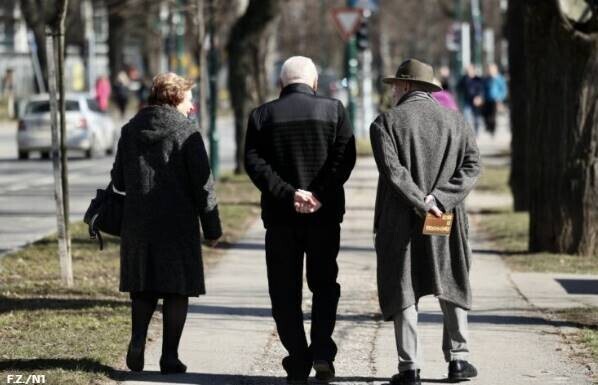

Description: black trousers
[265,222,341,365]
[482,101,498,135]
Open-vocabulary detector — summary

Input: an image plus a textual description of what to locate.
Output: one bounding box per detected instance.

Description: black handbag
[83,182,124,250]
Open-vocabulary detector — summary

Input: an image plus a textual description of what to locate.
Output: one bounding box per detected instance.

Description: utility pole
[194,0,208,134]
[208,0,219,178]
[345,0,359,127]
[176,0,186,74]
[83,0,95,91]
[319,0,328,69]
[470,0,483,68]
[452,0,465,87]
[356,12,373,139]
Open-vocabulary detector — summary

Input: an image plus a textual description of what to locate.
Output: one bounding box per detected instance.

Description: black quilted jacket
[244,83,356,227]
[111,105,221,296]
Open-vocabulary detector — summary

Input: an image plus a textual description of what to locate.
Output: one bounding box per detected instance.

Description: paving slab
[511,272,598,309]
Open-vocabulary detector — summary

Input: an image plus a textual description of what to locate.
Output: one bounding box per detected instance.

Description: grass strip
[0,172,259,385]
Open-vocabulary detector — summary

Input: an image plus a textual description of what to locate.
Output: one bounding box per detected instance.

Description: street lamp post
[471,0,483,68]
[176,0,186,74]
[208,0,219,178]
[345,0,359,127]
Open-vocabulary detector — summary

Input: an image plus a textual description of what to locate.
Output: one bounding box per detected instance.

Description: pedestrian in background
[95,75,111,112]
[370,58,480,385]
[113,70,130,118]
[482,63,507,136]
[111,72,222,375]
[245,56,356,384]
[457,64,484,134]
[432,66,458,111]
[1,68,15,118]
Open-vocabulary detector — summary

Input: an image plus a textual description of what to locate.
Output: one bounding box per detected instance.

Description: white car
[17,93,117,159]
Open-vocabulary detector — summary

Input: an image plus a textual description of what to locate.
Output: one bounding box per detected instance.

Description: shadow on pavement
[419,312,584,328]
[0,358,113,374]
[556,279,598,295]
[218,242,374,253]
[187,304,583,327]
[0,296,128,314]
[118,371,389,384]
[471,248,529,256]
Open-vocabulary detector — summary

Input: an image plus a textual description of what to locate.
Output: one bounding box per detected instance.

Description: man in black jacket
[245,56,356,384]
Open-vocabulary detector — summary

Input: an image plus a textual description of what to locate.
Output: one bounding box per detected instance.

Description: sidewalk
[119,152,593,384]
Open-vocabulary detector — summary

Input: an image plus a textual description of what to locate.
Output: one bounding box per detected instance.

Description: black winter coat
[244,83,356,227]
[111,105,222,296]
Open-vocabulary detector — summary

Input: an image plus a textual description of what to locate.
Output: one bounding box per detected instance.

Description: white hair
[280,56,318,87]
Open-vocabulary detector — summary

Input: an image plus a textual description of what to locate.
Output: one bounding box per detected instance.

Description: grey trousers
[394,299,469,372]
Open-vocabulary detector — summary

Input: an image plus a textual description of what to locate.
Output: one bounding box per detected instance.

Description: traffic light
[356,20,369,51]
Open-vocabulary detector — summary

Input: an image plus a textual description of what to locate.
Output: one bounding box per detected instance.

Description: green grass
[0,173,260,385]
[476,165,511,194]
[356,138,373,157]
[474,163,598,274]
[551,307,598,378]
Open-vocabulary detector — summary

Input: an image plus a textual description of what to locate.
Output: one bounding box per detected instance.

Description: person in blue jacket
[482,64,507,136]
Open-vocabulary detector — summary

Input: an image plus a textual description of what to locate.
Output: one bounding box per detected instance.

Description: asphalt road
[0,114,236,256]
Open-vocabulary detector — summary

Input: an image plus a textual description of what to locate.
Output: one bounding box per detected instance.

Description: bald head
[280,56,318,89]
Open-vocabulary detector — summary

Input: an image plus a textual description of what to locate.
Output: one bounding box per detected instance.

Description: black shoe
[126,341,145,372]
[282,356,311,384]
[390,369,421,385]
[313,360,335,382]
[159,356,187,375]
[448,360,477,382]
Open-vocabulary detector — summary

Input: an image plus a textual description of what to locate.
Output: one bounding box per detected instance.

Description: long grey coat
[370,91,480,321]
[110,105,222,296]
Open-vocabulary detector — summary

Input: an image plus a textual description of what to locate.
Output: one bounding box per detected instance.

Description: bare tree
[19,0,83,89]
[507,0,529,211]
[47,0,73,286]
[227,0,281,174]
[105,0,128,83]
[519,0,598,256]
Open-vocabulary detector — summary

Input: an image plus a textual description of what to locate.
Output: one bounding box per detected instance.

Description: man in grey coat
[370,59,481,385]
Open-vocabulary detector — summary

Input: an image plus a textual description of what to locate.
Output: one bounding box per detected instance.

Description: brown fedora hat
[383,58,442,92]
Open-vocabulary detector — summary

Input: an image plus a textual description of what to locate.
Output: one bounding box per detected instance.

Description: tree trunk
[19,0,52,90]
[525,0,598,256]
[106,0,127,84]
[507,0,529,211]
[141,0,163,77]
[227,0,280,174]
[191,0,208,134]
[48,0,73,287]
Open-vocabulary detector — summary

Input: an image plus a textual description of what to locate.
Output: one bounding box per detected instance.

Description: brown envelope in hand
[422,213,453,236]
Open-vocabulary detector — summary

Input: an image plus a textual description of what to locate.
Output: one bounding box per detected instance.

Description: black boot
[448,360,478,382]
[159,356,187,375]
[126,340,145,372]
[313,360,335,382]
[390,369,421,385]
[282,355,312,384]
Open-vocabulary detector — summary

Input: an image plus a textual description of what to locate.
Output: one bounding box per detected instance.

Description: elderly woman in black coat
[110,72,222,374]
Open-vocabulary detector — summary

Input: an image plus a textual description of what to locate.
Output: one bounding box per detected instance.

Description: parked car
[17,93,117,159]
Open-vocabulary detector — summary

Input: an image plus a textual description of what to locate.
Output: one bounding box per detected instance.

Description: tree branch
[553,0,593,44]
